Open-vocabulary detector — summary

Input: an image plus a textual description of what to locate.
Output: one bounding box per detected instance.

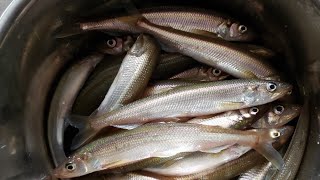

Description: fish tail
[253,129,284,170]
[66,115,98,150]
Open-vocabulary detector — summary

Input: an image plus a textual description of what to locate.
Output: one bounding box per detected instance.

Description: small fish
[152,53,197,80]
[251,104,301,128]
[80,7,256,42]
[170,66,229,81]
[98,36,134,55]
[70,79,292,149]
[187,105,269,130]
[93,34,160,116]
[48,54,103,166]
[53,123,287,178]
[168,126,294,180]
[136,19,279,80]
[142,80,199,97]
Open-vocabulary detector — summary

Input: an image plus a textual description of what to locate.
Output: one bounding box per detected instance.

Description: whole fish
[170,66,229,81]
[187,105,269,129]
[70,79,292,149]
[53,123,286,178]
[72,61,121,115]
[142,80,199,97]
[80,7,256,42]
[167,126,294,180]
[152,53,197,80]
[251,104,301,128]
[98,35,134,55]
[136,19,279,80]
[48,54,102,166]
[93,34,160,116]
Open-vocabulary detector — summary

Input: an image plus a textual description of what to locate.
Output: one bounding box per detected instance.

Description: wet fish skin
[54,123,286,178]
[239,162,274,180]
[136,19,278,80]
[142,80,200,97]
[152,53,197,80]
[48,54,103,166]
[187,105,269,130]
[168,126,294,180]
[94,34,160,116]
[239,44,276,59]
[103,172,159,180]
[70,79,292,149]
[251,104,301,129]
[80,7,256,42]
[98,36,134,55]
[170,66,229,81]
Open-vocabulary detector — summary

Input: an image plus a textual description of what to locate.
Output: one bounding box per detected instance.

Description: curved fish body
[48,55,102,166]
[239,162,274,180]
[251,104,301,129]
[80,7,256,42]
[70,79,292,149]
[187,105,269,129]
[103,172,159,180]
[94,34,160,115]
[137,19,278,80]
[170,66,229,81]
[152,53,197,80]
[142,80,199,97]
[54,123,287,178]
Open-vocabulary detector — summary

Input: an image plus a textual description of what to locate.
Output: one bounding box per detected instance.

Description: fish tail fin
[253,129,284,170]
[66,115,98,150]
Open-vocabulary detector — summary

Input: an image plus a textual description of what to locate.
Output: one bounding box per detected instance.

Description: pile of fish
[48,7,302,180]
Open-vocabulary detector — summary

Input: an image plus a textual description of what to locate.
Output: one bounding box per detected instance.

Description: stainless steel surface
[0,0,319,179]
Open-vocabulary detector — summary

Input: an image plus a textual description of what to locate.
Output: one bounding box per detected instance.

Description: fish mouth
[272,83,293,99]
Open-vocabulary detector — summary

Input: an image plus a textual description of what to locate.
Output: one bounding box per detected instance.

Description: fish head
[217,21,256,41]
[265,104,301,128]
[128,34,150,57]
[274,126,295,145]
[53,153,97,178]
[206,67,229,81]
[245,81,293,105]
[98,35,134,55]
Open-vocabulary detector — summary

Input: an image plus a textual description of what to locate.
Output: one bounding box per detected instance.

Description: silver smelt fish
[103,172,159,180]
[251,104,301,129]
[142,80,199,97]
[53,123,286,178]
[136,19,279,80]
[239,162,274,180]
[70,79,292,149]
[170,66,229,81]
[187,105,269,130]
[98,35,134,55]
[80,7,256,42]
[93,34,160,116]
[48,54,103,166]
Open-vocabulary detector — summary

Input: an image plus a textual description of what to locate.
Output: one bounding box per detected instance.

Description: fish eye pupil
[107,39,116,47]
[274,105,284,114]
[238,25,247,33]
[267,83,277,92]
[65,163,76,171]
[212,69,221,76]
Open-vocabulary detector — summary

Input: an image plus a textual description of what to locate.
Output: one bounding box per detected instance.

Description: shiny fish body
[142,80,199,97]
[54,123,286,178]
[152,53,197,80]
[91,79,291,129]
[145,145,251,176]
[80,7,256,41]
[103,172,159,180]
[170,66,229,81]
[137,19,278,80]
[239,162,274,180]
[187,105,269,129]
[251,104,301,129]
[48,54,102,165]
[94,35,160,115]
[168,126,294,180]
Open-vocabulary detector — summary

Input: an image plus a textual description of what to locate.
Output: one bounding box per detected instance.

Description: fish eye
[106,39,117,48]
[238,25,247,33]
[249,107,259,115]
[65,162,76,172]
[212,69,221,76]
[274,105,284,115]
[270,130,281,138]
[267,82,277,92]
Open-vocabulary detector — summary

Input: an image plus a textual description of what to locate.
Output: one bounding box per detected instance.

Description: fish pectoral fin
[101,160,128,169]
[222,101,245,109]
[112,124,142,130]
[254,143,284,170]
[190,29,219,39]
[200,144,234,153]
